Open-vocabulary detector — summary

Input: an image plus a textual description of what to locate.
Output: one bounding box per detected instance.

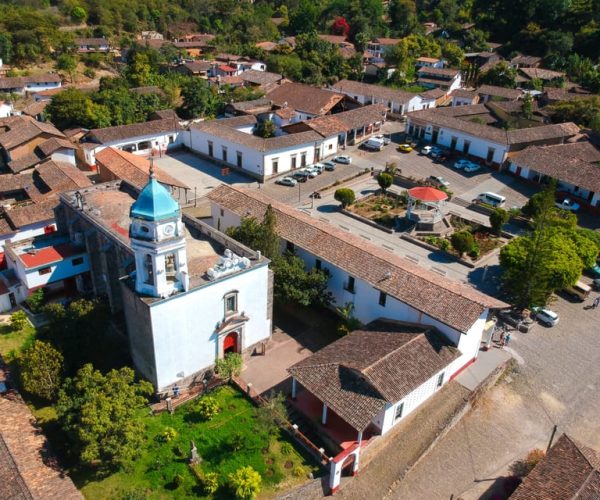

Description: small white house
[81,118,182,167]
[417,67,462,93]
[0,74,62,95]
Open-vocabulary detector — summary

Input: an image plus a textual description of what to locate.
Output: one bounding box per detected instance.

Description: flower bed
[347,193,407,229]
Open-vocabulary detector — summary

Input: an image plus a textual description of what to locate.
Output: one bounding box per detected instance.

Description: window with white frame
[436,372,445,388]
[395,402,404,421]
[224,291,238,315]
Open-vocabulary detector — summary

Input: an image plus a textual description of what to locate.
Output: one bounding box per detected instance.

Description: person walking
[593,296,600,309]
[505,333,511,346]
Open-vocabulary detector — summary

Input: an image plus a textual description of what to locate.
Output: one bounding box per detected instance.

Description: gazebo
[405,186,448,228]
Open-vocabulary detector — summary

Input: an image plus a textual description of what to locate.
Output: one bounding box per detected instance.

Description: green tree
[9,310,29,331]
[214,353,243,381]
[489,208,510,235]
[18,340,63,401]
[56,364,153,470]
[451,231,475,257]
[479,62,517,88]
[521,93,534,119]
[257,205,280,260]
[441,42,465,68]
[46,88,111,130]
[377,172,393,193]
[336,302,363,336]
[334,188,355,208]
[71,6,87,23]
[0,33,13,63]
[56,54,77,83]
[179,78,221,119]
[226,217,263,252]
[272,253,332,306]
[256,119,276,138]
[228,466,262,500]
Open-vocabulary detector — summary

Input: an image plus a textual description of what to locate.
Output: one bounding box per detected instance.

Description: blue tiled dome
[130,177,180,221]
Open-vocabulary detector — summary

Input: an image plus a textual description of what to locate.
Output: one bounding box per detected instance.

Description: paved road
[389,291,600,499]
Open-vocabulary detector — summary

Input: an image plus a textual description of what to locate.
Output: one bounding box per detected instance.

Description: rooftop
[239,69,283,86]
[0,116,64,151]
[332,79,418,105]
[417,67,461,79]
[519,67,565,81]
[59,181,266,295]
[208,185,508,333]
[8,235,84,270]
[289,320,461,431]
[511,434,600,500]
[0,74,62,90]
[266,82,346,116]
[477,85,523,100]
[87,118,180,145]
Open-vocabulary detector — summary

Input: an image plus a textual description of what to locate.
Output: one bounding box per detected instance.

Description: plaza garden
[0,304,318,500]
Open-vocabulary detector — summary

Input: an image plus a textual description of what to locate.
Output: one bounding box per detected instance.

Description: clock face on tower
[162,223,175,236]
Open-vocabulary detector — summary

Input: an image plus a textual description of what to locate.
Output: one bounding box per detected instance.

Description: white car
[428,175,450,187]
[421,145,433,155]
[305,168,319,178]
[276,176,297,187]
[311,163,324,174]
[334,155,352,164]
[555,198,580,212]
[453,159,471,169]
[375,134,391,145]
[533,307,559,327]
[464,163,481,173]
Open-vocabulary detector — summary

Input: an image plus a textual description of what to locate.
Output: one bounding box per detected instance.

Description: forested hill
[1,0,599,62]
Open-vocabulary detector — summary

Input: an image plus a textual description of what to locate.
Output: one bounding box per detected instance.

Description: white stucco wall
[50,149,76,165]
[7,252,89,290]
[148,263,271,390]
[0,222,55,252]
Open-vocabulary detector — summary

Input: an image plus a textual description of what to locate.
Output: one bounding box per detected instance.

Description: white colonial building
[53,176,272,392]
[208,184,507,492]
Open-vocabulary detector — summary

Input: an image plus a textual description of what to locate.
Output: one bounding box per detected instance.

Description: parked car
[292,170,309,182]
[334,155,352,164]
[427,175,450,187]
[464,163,481,173]
[375,134,391,145]
[275,176,297,187]
[421,145,432,155]
[532,307,560,327]
[364,137,385,151]
[586,264,600,278]
[563,280,591,301]
[305,168,319,178]
[555,198,580,212]
[453,159,471,169]
[397,143,413,153]
[429,147,446,159]
[311,163,324,174]
[322,161,336,171]
[592,278,600,290]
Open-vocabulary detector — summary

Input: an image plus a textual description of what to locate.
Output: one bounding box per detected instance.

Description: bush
[215,352,243,380]
[334,188,355,208]
[26,289,44,313]
[469,244,481,259]
[280,442,294,455]
[292,465,306,478]
[202,471,219,495]
[228,466,262,500]
[197,396,220,421]
[9,310,28,331]
[451,231,476,257]
[173,473,184,488]
[161,427,178,442]
[439,239,450,251]
[489,208,509,235]
[376,172,393,193]
[83,67,96,79]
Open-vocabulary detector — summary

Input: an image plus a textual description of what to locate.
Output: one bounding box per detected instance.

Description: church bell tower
[129,163,189,298]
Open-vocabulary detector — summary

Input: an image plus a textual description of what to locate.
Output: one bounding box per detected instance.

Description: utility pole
[546,424,558,453]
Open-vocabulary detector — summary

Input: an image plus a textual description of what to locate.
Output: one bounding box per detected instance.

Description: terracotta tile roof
[373,37,402,46]
[298,104,387,137]
[75,37,109,46]
[417,67,461,79]
[477,85,523,100]
[289,320,460,430]
[191,116,323,152]
[218,64,236,72]
[37,137,76,156]
[419,88,447,100]
[227,98,273,114]
[0,116,64,150]
[451,89,478,99]
[266,82,345,116]
[35,160,92,192]
[332,79,418,105]
[95,147,189,189]
[543,88,593,102]
[0,74,61,90]
[417,57,441,63]
[0,389,82,499]
[519,67,565,81]
[255,41,278,51]
[21,100,48,117]
[181,61,213,73]
[217,76,244,86]
[0,173,32,193]
[87,118,180,144]
[7,153,42,173]
[208,185,508,332]
[511,434,600,500]
[149,109,179,121]
[409,105,579,146]
[3,198,57,228]
[510,54,542,67]
[511,142,600,193]
[239,70,283,86]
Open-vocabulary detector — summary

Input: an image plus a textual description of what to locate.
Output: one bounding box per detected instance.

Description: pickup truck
[555,198,580,212]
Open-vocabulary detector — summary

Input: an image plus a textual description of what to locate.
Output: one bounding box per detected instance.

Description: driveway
[388,291,600,499]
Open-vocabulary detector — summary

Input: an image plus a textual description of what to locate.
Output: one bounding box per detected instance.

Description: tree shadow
[477,475,522,499]
[316,204,338,213]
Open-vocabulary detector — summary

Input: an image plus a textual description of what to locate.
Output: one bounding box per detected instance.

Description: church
[53,170,273,392]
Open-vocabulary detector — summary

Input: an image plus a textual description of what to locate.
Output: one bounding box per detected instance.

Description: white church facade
[54,172,272,392]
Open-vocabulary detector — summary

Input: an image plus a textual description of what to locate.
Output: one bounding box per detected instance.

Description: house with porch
[54,176,273,392]
[508,141,600,212]
[406,104,580,167]
[329,79,436,115]
[75,38,111,53]
[364,37,402,63]
[207,184,508,491]
[416,67,462,93]
[0,74,62,95]
[80,117,183,167]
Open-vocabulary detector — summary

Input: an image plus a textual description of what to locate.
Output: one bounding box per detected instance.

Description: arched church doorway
[223,331,238,354]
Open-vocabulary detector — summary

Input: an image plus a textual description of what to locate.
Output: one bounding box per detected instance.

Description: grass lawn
[0,321,36,358]
[77,385,318,499]
[348,193,406,228]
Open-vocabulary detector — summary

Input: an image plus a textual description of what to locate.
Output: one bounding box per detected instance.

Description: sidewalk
[455,346,512,391]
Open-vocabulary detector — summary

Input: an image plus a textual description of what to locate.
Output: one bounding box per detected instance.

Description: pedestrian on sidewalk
[505,333,511,346]
[593,297,600,309]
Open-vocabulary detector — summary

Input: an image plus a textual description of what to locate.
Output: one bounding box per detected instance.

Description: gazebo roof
[407,186,448,202]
